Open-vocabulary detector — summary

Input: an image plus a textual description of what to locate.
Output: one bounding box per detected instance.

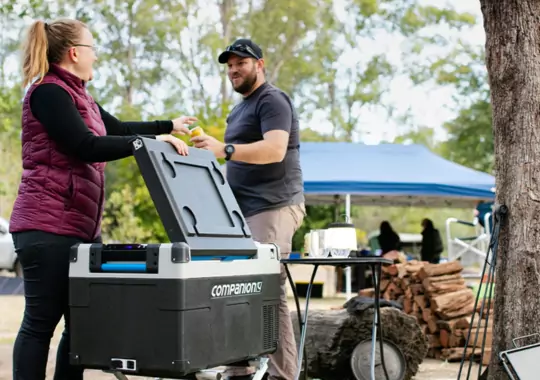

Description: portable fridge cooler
[68,137,281,378]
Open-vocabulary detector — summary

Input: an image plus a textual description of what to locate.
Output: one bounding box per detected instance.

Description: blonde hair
[21,18,87,87]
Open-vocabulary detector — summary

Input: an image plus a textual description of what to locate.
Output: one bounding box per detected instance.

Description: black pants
[12,230,100,380]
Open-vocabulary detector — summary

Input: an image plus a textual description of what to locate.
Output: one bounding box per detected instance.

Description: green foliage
[400,40,494,174]
[292,205,336,253]
[441,99,493,173]
[0,133,21,218]
[101,185,163,243]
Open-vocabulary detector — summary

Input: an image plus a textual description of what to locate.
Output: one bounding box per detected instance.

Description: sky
[320,0,487,144]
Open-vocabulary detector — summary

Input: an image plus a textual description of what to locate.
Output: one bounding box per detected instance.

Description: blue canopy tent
[300,142,495,208]
[298,142,495,299]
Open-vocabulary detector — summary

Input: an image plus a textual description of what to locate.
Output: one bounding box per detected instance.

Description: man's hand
[190,134,226,159]
[171,116,198,135]
[157,134,189,156]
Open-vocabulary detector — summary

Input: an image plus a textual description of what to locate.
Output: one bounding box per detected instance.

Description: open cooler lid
[131,136,257,256]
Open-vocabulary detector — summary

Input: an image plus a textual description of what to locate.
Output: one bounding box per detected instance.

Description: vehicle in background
[0,217,20,277]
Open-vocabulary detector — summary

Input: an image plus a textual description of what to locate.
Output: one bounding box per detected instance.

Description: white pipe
[345,194,352,300]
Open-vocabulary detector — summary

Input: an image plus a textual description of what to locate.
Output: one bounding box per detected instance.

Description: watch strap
[224,144,234,161]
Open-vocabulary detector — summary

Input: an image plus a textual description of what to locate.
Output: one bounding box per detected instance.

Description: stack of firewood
[359,259,492,365]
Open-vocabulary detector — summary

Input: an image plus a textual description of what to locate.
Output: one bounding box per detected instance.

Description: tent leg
[345,194,352,300]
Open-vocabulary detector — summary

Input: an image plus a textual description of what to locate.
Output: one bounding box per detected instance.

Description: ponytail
[21,19,87,88]
[21,20,49,88]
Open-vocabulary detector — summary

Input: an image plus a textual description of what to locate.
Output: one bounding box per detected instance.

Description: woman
[9,18,197,380]
[377,220,401,254]
[420,218,444,264]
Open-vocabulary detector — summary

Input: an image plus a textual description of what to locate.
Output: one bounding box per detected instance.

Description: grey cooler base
[69,243,281,378]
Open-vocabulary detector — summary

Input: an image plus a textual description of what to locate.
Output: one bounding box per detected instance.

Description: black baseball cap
[218,38,263,64]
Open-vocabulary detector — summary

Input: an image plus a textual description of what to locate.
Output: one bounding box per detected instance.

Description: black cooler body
[68,137,281,378]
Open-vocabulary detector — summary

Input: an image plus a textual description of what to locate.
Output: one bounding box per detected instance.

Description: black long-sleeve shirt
[29,83,173,162]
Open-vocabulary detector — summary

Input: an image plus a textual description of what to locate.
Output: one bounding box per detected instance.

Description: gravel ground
[0,295,480,380]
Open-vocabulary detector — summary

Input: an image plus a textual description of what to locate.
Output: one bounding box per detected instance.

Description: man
[191,38,305,380]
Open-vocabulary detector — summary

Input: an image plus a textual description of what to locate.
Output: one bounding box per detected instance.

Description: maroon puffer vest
[9,64,107,241]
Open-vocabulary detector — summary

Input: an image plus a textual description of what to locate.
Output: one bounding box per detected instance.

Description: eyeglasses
[226,44,260,60]
[73,44,99,53]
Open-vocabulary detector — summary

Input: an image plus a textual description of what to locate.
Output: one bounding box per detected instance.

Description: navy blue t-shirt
[224,82,304,217]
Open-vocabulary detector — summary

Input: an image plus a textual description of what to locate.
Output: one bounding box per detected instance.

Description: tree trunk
[479,1,540,379]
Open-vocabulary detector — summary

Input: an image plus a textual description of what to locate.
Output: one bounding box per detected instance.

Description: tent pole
[345,194,352,300]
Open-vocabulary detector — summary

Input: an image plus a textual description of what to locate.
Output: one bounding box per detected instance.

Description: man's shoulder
[253,84,294,112]
[257,83,292,101]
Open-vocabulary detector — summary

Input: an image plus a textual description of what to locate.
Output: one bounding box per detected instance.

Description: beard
[230,69,258,95]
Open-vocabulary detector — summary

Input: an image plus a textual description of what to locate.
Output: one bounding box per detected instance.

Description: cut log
[430,289,475,319]
[424,281,468,295]
[422,273,463,286]
[410,284,424,295]
[398,277,410,290]
[355,260,492,366]
[456,327,493,348]
[383,281,403,300]
[290,305,427,380]
[438,303,476,320]
[403,296,414,314]
[441,347,482,362]
[437,314,482,332]
[405,262,426,274]
[417,261,463,281]
[422,307,431,323]
[475,301,495,318]
[396,263,408,278]
[426,334,441,348]
[427,318,438,335]
[439,329,465,348]
[439,329,451,348]
[413,302,419,314]
[404,287,413,299]
[481,348,491,365]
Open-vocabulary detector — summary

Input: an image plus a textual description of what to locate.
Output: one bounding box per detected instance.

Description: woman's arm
[97,105,173,136]
[30,84,147,163]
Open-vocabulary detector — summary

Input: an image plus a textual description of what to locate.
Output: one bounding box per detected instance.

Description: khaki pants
[222,203,305,380]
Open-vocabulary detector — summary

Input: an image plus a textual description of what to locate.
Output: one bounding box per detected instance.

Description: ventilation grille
[263,304,279,350]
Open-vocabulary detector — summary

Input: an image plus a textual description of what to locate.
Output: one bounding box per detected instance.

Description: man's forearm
[231,140,285,164]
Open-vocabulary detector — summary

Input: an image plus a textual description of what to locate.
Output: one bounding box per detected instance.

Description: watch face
[225,145,234,153]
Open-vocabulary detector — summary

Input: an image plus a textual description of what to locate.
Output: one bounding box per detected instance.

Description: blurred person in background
[420,218,444,264]
[474,201,494,232]
[377,220,401,255]
[9,18,197,380]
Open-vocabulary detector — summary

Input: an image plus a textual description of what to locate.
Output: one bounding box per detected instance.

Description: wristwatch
[224,144,235,161]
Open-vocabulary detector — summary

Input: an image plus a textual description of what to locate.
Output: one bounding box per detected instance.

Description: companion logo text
[211,282,263,298]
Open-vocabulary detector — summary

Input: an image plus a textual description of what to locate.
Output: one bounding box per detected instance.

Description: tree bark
[480,1,540,379]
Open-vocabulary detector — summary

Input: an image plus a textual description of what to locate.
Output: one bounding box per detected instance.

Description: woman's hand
[156,134,189,156]
[171,116,198,135]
